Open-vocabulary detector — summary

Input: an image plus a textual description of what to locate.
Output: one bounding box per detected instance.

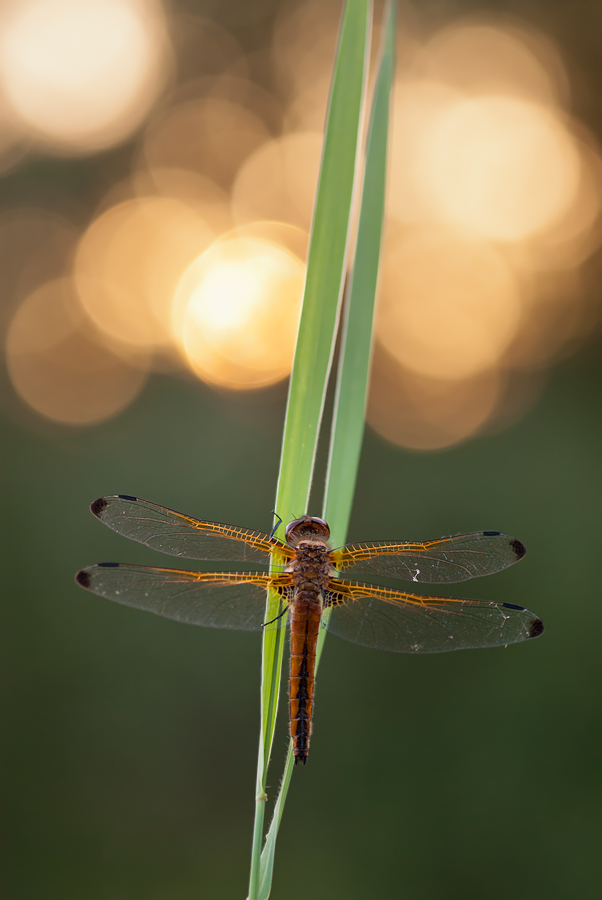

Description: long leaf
[254,3,396,897]
[323,0,396,549]
[247,3,371,899]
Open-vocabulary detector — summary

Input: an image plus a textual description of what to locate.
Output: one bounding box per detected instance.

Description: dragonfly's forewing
[332,532,526,583]
[76,564,293,630]
[90,496,290,563]
[325,580,543,653]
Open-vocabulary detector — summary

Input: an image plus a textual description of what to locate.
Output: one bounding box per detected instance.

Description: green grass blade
[316,0,396,670]
[248,3,371,899]
[323,0,396,549]
[258,745,294,900]
[254,4,395,898]
[272,0,372,535]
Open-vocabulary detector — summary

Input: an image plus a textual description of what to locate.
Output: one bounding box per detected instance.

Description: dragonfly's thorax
[288,540,333,598]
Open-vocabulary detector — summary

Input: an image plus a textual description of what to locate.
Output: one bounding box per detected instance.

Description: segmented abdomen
[289,592,322,765]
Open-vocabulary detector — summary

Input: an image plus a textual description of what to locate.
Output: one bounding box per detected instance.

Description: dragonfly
[76,495,543,765]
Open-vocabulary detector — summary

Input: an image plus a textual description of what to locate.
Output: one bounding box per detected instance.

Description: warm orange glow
[367,345,501,451]
[272,1,337,131]
[224,221,309,264]
[73,197,214,352]
[272,0,339,95]
[516,140,602,271]
[6,278,147,424]
[133,168,232,235]
[174,236,305,390]
[1,7,599,440]
[169,15,245,84]
[422,23,568,106]
[420,95,581,241]
[376,229,522,381]
[388,80,462,226]
[0,103,29,174]
[232,133,322,231]
[0,0,170,153]
[367,19,602,449]
[0,209,79,323]
[503,269,586,370]
[284,72,332,133]
[142,97,270,189]
[389,83,581,242]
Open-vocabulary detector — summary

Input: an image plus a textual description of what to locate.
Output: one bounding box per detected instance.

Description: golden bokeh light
[1,6,599,442]
[6,278,147,424]
[502,269,587,371]
[387,80,463,226]
[515,139,602,271]
[0,208,79,340]
[283,72,332,134]
[272,0,339,96]
[0,102,29,174]
[232,132,322,231]
[73,197,214,352]
[421,23,568,106]
[175,236,305,390]
[133,168,232,235]
[420,95,581,241]
[376,229,522,381]
[388,83,582,242]
[173,74,283,135]
[369,18,602,449]
[0,0,170,153]
[142,97,271,189]
[169,15,246,85]
[272,1,338,131]
[224,221,309,264]
[367,345,501,451]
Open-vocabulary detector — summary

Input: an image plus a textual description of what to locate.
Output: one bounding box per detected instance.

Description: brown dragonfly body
[285,517,332,763]
[76,495,544,765]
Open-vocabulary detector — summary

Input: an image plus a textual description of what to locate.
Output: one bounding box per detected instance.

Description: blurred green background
[3,1,602,899]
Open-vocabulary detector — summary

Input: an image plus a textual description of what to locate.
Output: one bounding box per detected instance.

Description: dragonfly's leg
[270,510,283,539]
[262,604,289,628]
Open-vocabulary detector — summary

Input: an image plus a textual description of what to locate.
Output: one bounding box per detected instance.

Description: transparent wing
[90,495,291,563]
[76,564,293,631]
[332,532,526,583]
[325,579,543,653]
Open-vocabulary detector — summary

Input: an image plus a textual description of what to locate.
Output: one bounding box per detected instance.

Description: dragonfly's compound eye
[285,516,331,543]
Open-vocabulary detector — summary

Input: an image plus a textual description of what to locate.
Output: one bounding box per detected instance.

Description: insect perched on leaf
[76,495,543,764]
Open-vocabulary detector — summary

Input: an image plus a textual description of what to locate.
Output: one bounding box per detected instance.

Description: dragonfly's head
[285,516,330,545]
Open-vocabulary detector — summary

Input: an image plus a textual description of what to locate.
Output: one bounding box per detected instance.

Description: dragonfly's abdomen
[289,590,322,765]
[287,539,332,765]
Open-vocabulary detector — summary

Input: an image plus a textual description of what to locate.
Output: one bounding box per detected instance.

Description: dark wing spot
[118,494,138,501]
[510,538,526,560]
[90,497,108,517]
[75,570,91,588]
[482,530,501,536]
[98,561,120,568]
[502,602,524,611]
[528,618,544,639]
